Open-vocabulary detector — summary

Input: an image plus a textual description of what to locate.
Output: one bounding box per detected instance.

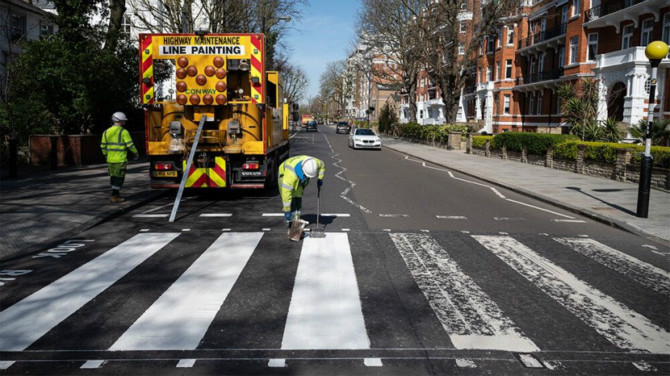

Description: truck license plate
[154,171,177,177]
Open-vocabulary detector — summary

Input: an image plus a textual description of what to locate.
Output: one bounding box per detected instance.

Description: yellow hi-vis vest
[101,125,138,163]
[278,155,325,212]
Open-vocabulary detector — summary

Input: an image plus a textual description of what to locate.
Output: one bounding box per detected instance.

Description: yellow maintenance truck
[140,33,290,189]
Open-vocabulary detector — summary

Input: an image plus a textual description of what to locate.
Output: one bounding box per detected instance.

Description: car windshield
[355,129,375,136]
[307,121,316,125]
[337,122,349,126]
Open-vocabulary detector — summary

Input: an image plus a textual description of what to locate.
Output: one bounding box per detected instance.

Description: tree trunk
[104,0,126,52]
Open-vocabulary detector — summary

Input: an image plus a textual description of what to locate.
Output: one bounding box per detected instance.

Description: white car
[348,128,382,150]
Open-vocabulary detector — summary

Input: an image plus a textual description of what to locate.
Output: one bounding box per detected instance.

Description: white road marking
[517,353,544,368]
[262,213,284,217]
[456,359,477,368]
[282,233,370,349]
[268,359,286,367]
[0,233,179,351]
[554,238,670,296]
[552,219,586,223]
[633,360,657,372]
[436,215,467,219]
[182,228,190,232]
[342,228,351,232]
[473,235,670,353]
[176,359,196,368]
[81,360,105,369]
[0,362,15,370]
[221,228,231,231]
[110,232,263,350]
[262,228,271,231]
[379,214,409,218]
[321,213,351,217]
[364,358,383,367]
[505,199,574,219]
[642,245,658,251]
[383,229,392,232]
[199,213,233,217]
[140,229,150,232]
[390,233,539,351]
[132,214,169,218]
[493,217,525,221]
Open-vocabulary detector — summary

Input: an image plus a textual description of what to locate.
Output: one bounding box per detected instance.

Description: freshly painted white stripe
[140,229,150,232]
[364,358,383,367]
[633,361,657,372]
[552,219,586,223]
[176,359,196,368]
[182,229,191,232]
[490,188,506,199]
[320,213,351,217]
[268,359,286,367]
[436,215,467,219]
[517,354,544,368]
[262,213,284,217]
[473,236,670,353]
[342,228,351,232]
[110,232,263,350]
[505,199,574,219]
[383,229,391,232]
[81,360,105,369]
[379,214,409,218]
[262,228,271,231]
[282,233,370,350]
[199,213,233,217]
[493,217,525,221]
[0,233,179,351]
[390,233,539,352]
[221,228,231,231]
[0,361,15,370]
[132,214,169,218]
[456,359,477,368]
[554,238,670,296]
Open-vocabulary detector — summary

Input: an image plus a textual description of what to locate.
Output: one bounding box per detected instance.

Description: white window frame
[587,33,598,61]
[505,59,513,79]
[122,14,132,34]
[496,62,501,80]
[536,91,543,114]
[497,28,503,48]
[459,42,465,55]
[569,36,578,65]
[487,36,495,54]
[507,27,514,45]
[622,24,633,49]
[663,13,670,45]
[538,53,545,74]
[641,18,653,46]
[460,21,467,33]
[529,93,535,115]
[572,0,580,17]
[558,46,565,68]
[503,94,511,114]
[486,66,492,81]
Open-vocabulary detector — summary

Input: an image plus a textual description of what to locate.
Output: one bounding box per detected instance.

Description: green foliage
[378,102,398,134]
[472,135,493,148]
[396,123,472,143]
[601,118,624,143]
[581,142,637,163]
[634,146,670,168]
[630,118,670,146]
[552,141,579,160]
[557,79,599,140]
[354,120,368,128]
[490,133,578,155]
[552,141,670,168]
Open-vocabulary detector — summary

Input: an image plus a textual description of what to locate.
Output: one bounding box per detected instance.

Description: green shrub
[396,123,472,143]
[630,146,670,168]
[491,133,578,155]
[553,141,579,160]
[582,142,638,163]
[472,135,493,148]
[551,141,670,168]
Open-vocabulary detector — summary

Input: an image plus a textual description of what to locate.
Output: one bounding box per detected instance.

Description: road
[1,124,669,375]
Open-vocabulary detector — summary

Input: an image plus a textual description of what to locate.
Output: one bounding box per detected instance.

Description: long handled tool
[311,186,325,238]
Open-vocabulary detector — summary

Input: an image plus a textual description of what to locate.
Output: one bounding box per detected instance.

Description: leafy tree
[600,117,624,143]
[378,101,398,135]
[557,79,599,141]
[630,118,670,146]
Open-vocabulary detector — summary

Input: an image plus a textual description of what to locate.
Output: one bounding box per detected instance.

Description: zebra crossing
[0,230,668,372]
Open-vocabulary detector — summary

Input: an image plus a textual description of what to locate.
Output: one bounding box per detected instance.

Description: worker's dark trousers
[108,162,127,196]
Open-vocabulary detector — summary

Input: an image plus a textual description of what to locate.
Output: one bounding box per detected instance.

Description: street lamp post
[637,41,669,218]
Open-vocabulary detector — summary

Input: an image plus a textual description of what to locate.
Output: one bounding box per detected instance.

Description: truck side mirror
[292,103,299,111]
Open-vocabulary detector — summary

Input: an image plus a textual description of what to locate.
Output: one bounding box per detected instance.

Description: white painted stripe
[140,229,150,232]
[436,215,467,219]
[456,359,477,368]
[268,359,286,367]
[262,228,271,231]
[0,361,15,370]
[81,360,105,369]
[633,361,657,372]
[176,359,196,368]
[493,217,525,221]
[110,232,263,350]
[517,353,544,368]
[390,233,539,352]
[342,228,350,232]
[320,213,351,217]
[364,358,383,367]
[199,213,233,217]
[0,233,179,351]
[490,188,506,199]
[552,219,586,223]
[262,213,284,217]
[473,236,670,353]
[132,214,169,218]
[282,233,370,349]
[554,238,670,296]
[505,199,574,219]
[379,214,409,218]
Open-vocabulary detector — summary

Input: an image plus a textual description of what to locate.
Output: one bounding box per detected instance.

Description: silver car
[348,128,382,150]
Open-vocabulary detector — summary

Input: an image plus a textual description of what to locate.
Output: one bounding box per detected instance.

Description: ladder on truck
[169,116,206,222]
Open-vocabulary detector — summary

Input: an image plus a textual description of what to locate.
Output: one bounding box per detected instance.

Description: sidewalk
[382,137,670,245]
[0,161,165,260]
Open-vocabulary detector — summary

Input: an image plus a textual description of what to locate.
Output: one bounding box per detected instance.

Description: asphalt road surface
[1,124,668,375]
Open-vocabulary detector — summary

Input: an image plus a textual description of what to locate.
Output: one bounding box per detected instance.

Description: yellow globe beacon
[645,41,669,60]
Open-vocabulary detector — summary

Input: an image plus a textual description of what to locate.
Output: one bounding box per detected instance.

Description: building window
[538,53,545,74]
[487,36,495,54]
[507,27,514,45]
[40,23,54,38]
[622,24,633,49]
[460,21,467,33]
[10,12,27,41]
[529,93,534,115]
[530,56,536,78]
[641,19,653,46]
[536,91,543,114]
[477,68,481,84]
[122,14,132,35]
[556,97,562,114]
[572,0,580,17]
[497,28,503,48]
[505,59,512,79]
[663,14,670,45]
[558,46,565,68]
[504,94,511,114]
[587,33,598,61]
[496,62,501,80]
[569,36,578,64]
[460,1,467,10]
[459,42,465,55]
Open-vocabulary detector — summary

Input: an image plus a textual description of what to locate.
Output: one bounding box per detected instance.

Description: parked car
[305,120,318,132]
[336,121,351,134]
[348,128,381,150]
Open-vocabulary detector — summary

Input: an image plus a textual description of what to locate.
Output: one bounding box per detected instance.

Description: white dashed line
[176,359,196,368]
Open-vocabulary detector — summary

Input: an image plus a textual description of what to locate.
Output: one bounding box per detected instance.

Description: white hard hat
[302,158,318,178]
[111,112,128,122]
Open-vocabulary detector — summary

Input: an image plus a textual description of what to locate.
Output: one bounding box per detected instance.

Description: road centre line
[552,219,586,223]
[110,232,263,350]
[437,215,467,219]
[0,233,180,351]
[199,213,233,217]
[379,214,409,218]
[473,235,670,353]
[132,214,169,218]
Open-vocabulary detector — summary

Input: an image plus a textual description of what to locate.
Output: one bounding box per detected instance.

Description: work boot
[110,195,125,203]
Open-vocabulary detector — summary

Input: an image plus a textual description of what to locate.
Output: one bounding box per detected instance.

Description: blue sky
[283,0,361,102]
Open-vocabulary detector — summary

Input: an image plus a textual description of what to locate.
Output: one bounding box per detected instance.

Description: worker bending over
[279,155,325,228]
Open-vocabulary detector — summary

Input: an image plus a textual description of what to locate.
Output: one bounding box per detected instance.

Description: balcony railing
[586,0,645,21]
[516,68,564,85]
[518,23,567,50]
